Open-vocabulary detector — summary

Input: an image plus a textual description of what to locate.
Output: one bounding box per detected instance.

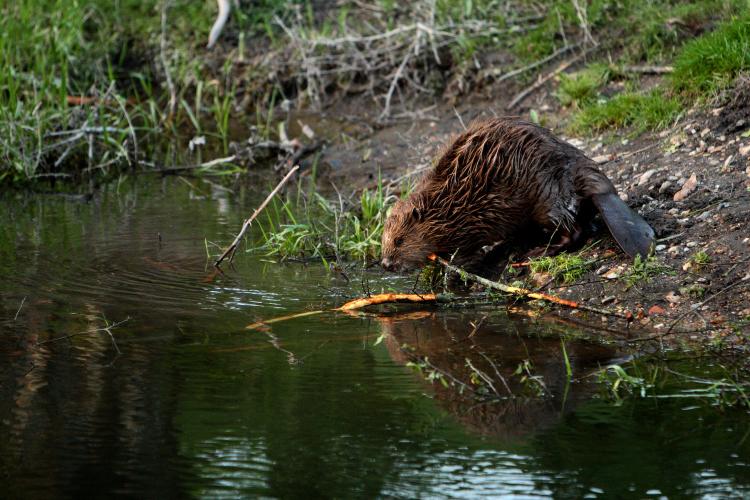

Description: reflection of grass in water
[596,360,750,410]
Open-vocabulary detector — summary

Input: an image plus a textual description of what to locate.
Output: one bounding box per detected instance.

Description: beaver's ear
[411,206,422,222]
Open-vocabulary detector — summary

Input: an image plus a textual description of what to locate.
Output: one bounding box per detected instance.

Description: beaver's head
[380,198,436,272]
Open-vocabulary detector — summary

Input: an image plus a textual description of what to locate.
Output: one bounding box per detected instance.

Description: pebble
[668,246,681,255]
[686,241,698,247]
[723,155,734,170]
[659,180,672,193]
[739,143,750,157]
[673,173,698,202]
[638,168,658,185]
[601,296,616,305]
[592,154,609,163]
[655,244,666,252]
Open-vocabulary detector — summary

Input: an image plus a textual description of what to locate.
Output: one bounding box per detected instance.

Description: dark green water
[2,177,750,498]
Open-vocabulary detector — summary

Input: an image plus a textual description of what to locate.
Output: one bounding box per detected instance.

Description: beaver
[380,117,654,273]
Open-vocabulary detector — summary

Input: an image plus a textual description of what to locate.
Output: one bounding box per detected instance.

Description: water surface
[2,177,750,498]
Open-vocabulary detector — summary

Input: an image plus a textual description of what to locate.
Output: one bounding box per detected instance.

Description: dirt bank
[309,70,750,346]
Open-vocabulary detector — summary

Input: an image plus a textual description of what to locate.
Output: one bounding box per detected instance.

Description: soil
[301,68,750,346]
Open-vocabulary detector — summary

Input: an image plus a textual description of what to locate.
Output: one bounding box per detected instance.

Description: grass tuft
[528,252,594,284]
[672,15,750,97]
[257,176,396,262]
[570,90,681,134]
[556,63,610,108]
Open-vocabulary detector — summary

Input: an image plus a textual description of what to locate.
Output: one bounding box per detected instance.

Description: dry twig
[215,165,300,268]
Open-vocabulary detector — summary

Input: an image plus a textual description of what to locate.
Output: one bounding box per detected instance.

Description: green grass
[0,0,301,185]
[566,7,749,136]
[570,89,681,134]
[621,254,674,288]
[256,175,396,262]
[672,15,750,97]
[528,252,594,284]
[556,63,610,108]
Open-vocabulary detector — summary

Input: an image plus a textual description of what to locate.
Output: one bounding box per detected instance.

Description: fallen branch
[337,293,438,311]
[621,65,674,74]
[215,165,300,268]
[428,254,629,320]
[246,293,439,330]
[507,49,589,110]
[483,43,578,83]
[145,155,238,174]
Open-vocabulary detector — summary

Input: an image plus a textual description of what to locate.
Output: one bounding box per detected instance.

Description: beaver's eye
[394,237,404,247]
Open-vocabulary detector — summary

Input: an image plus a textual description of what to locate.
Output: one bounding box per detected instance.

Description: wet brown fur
[381,117,617,273]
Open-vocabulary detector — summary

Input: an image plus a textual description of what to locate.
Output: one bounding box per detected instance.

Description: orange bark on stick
[246,293,438,330]
[336,293,437,311]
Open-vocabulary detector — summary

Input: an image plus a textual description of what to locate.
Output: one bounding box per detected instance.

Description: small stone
[659,181,672,193]
[619,193,629,202]
[665,291,681,304]
[592,154,610,164]
[723,155,734,171]
[638,168,658,185]
[686,241,698,248]
[601,296,616,305]
[655,244,666,252]
[700,127,711,137]
[648,305,666,316]
[603,267,622,280]
[739,143,750,157]
[674,173,698,202]
[668,246,681,256]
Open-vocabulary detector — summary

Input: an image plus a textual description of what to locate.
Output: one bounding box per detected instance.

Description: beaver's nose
[381,257,395,271]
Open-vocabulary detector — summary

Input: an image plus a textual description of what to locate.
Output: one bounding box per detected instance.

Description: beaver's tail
[592,192,655,259]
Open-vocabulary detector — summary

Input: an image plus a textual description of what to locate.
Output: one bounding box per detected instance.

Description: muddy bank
[306,72,750,347]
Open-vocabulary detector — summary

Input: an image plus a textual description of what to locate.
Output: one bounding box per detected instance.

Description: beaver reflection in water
[381,118,655,274]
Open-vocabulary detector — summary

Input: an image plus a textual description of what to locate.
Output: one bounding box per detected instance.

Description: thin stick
[428,254,628,319]
[380,35,419,120]
[507,50,587,110]
[207,0,231,48]
[160,0,176,119]
[215,165,300,268]
[488,43,578,82]
[14,297,26,321]
[622,65,673,74]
